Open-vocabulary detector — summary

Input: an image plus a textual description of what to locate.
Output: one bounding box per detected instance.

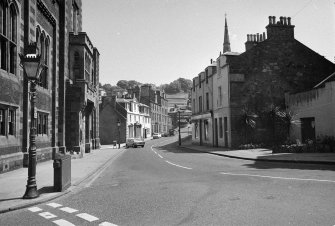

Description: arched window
[0,1,17,74]
[37,32,49,89]
[9,4,16,74]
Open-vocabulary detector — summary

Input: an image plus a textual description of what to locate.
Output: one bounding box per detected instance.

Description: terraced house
[191,16,335,148]
[0,0,100,173]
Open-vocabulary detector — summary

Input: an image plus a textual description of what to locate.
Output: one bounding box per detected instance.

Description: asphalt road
[1,136,335,226]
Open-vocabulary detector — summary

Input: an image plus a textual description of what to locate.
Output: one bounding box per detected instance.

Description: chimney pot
[256,33,259,42]
[287,17,291,25]
[263,32,266,40]
[268,16,272,25]
[260,34,263,41]
[273,16,276,24]
[283,17,287,25]
[280,16,284,25]
[247,34,250,41]
[253,34,256,42]
[210,59,213,64]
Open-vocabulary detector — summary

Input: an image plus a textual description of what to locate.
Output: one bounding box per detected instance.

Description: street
[1,136,335,226]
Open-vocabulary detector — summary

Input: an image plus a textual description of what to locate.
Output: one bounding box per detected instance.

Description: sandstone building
[0,0,100,173]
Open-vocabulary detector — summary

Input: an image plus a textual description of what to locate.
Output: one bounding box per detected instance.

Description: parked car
[126,138,145,148]
[162,132,169,137]
[152,133,161,139]
[169,129,175,136]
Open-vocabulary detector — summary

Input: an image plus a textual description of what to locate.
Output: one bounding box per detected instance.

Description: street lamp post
[178,110,181,146]
[117,119,121,149]
[20,43,45,199]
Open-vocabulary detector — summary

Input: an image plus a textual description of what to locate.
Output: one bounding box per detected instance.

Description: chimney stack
[266,15,295,40]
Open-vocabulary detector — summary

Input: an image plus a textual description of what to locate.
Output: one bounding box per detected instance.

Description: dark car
[126,138,145,148]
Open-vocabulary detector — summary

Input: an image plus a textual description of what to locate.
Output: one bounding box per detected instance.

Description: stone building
[139,85,171,135]
[286,72,335,143]
[99,95,151,145]
[191,16,335,148]
[0,0,100,173]
[165,92,189,112]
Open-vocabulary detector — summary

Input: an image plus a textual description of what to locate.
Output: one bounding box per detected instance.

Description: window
[206,92,209,110]
[199,96,202,112]
[0,2,17,74]
[36,28,49,89]
[37,112,48,135]
[8,109,15,135]
[199,75,201,88]
[219,117,223,138]
[194,122,198,138]
[204,120,208,140]
[0,108,5,135]
[0,105,16,136]
[218,86,222,106]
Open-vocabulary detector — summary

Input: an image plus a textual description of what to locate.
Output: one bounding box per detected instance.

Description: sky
[81,0,335,87]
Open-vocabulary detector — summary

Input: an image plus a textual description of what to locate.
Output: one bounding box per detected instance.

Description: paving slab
[0,145,124,214]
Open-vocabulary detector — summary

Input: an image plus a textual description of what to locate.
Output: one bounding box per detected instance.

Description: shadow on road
[154,136,203,154]
[243,160,335,172]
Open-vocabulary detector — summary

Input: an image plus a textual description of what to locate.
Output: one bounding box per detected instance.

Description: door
[301,117,315,142]
[224,117,228,147]
[199,120,203,146]
[215,118,218,147]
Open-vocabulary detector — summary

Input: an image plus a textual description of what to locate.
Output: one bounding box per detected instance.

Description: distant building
[191,16,335,148]
[166,92,189,112]
[139,85,172,135]
[99,95,151,145]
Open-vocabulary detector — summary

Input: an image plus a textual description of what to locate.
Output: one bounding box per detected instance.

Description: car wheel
[134,145,137,148]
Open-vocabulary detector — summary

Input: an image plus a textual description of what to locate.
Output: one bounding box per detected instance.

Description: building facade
[166,92,189,112]
[138,85,172,135]
[99,95,151,145]
[191,16,335,148]
[0,0,100,173]
[286,72,335,143]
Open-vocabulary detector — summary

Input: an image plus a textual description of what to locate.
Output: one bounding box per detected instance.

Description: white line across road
[220,172,335,183]
[60,207,78,213]
[39,211,57,219]
[53,219,76,226]
[165,160,192,170]
[76,213,99,222]
[28,207,42,212]
[47,202,63,208]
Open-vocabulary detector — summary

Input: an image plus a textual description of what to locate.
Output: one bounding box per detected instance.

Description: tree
[116,80,128,89]
[239,107,258,144]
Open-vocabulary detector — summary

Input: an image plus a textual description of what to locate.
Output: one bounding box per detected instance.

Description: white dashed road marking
[220,172,335,183]
[99,222,119,226]
[39,211,57,219]
[60,207,78,213]
[76,213,99,222]
[53,219,76,226]
[28,206,42,212]
[47,202,63,208]
[165,160,192,170]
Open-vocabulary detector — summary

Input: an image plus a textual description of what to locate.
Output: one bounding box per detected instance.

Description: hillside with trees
[101,77,192,96]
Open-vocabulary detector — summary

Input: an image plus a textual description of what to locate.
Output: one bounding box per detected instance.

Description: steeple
[223,14,231,53]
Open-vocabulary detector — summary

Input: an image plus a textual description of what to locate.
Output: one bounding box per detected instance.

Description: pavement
[180,137,335,165]
[0,144,125,214]
[1,136,335,215]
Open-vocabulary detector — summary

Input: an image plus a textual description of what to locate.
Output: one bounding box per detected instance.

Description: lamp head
[20,43,44,80]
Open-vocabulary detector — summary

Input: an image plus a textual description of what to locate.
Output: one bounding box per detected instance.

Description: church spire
[223,14,231,53]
